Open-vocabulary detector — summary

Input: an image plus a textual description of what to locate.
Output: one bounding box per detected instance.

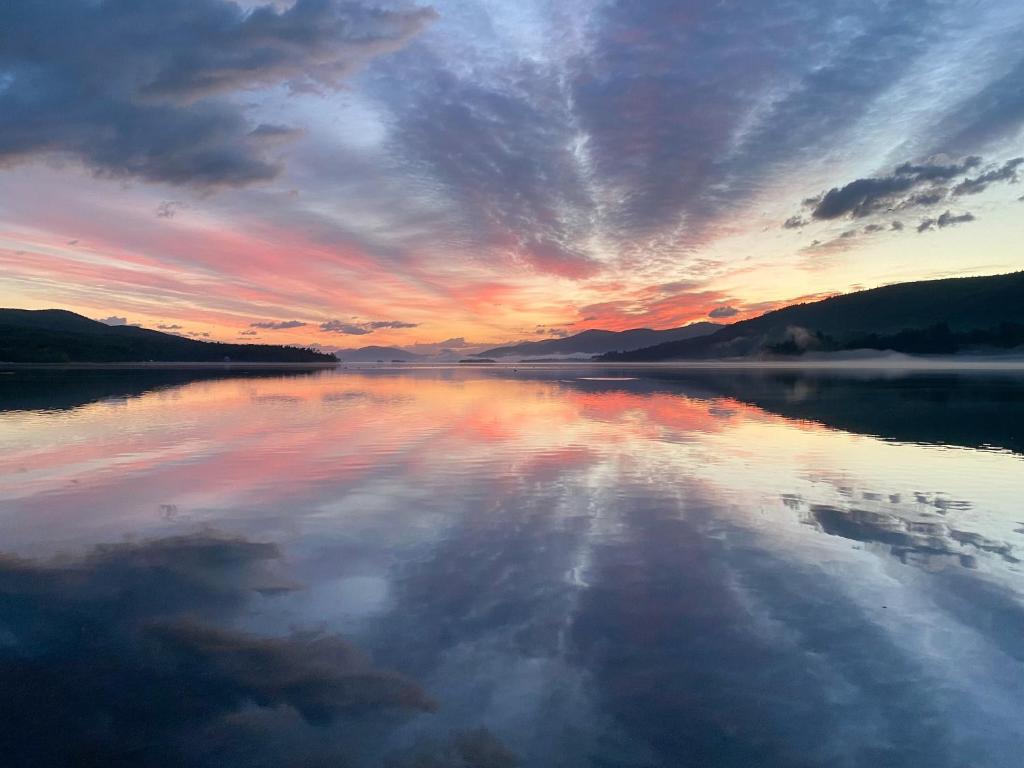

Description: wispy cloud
[917,210,976,233]
[708,306,740,319]
[250,320,308,330]
[97,315,129,326]
[320,319,418,335]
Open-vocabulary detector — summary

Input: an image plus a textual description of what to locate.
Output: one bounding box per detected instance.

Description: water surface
[1,366,1023,767]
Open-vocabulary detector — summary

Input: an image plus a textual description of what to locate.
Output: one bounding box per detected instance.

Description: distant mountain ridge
[0,309,335,363]
[478,322,722,359]
[601,272,1024,361]
[334,345,426,362]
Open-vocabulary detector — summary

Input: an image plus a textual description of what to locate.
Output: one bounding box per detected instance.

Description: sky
[1,0,1023,351]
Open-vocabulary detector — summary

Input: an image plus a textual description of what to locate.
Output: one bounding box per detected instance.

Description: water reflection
[0,367,318,413]
[1,366,1022,766]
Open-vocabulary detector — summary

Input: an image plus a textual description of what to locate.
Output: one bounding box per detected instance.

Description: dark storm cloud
[0,532,434,765]
[892,157,983,181]
[0,0,435,186]
[810,156,979,220]
[321,318,418,334]
[899,189,948,208]
[251,319,308,329]
[953,157,1024,195]
[709,306,740,319]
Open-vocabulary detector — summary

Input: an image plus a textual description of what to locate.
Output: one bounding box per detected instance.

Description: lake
[1,365,1023,767]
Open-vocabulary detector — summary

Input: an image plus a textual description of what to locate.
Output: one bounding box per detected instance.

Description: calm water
[2,366,1023,767]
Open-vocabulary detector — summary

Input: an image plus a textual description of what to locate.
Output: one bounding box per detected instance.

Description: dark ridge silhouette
[478,322,721,358]
[0,309,336,363]
[769,322,1024,356]
[601,272,1024,360]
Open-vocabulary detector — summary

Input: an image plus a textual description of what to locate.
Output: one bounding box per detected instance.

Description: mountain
[477,322,722,359]
[0,309,336,363]
[601,272,1024,361]
[334,345,426,362]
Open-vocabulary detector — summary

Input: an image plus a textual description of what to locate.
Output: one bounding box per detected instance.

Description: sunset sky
[1,0,1023,351]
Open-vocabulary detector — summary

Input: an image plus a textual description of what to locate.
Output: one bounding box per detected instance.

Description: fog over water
[1,366,1023,767]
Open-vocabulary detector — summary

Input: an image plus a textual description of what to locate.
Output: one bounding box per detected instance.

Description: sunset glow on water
[2,367,1022,766]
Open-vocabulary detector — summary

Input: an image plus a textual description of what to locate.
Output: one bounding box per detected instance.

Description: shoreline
[341,356,1024,372]
[5,355,1024,373]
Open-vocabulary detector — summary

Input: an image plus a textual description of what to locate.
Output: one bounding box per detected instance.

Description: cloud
[953,157,1024,196]
[157,323,183,330]
[0,532,434,765]
[0,0,435,186]
[322,321,373,336]
[249,123,304,142]
[569,1,933,246]
[917,210,976,233]
[782,216,807,230]
[156,200,187,218]
[708,306,740,319]
[4,0,1024,328]
[367,320,419,330]
[383,56,600,279]
[810,157,980,220]
[380,0,956,272]
[937,210,977,228]
[250,320,308,330]
[320,319,418,335]
[928,55,1024,154]
[385,728,518,768]
[98,315,129,326]
[239,329,259,336]
[898,190,947,208]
